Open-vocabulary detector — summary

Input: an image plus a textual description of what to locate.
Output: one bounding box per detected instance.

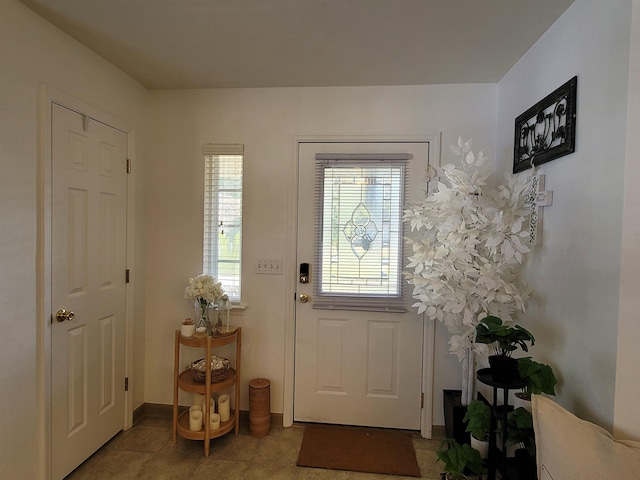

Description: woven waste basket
[249,378,271,438]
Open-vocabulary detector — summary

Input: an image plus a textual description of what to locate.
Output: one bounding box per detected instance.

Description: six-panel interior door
[294,141,428,429]
[51,104,127,479]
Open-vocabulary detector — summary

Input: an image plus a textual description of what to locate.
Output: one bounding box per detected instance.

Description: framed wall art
[513,76,577,173]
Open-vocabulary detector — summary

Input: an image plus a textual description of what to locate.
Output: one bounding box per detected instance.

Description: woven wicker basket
[191,356,230,384]
[249,378,271,437]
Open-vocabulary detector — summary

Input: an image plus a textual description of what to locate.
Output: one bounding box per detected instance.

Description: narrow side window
[203,144,243,302]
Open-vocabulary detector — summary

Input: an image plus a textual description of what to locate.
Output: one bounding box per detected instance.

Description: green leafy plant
[463,399,491,441]
[517,357,558,400]
[475,315,535,356]
[506,407,536,459]
[436,439,484,480]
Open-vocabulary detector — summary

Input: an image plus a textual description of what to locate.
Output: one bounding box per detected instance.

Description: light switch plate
[255,258,282,275]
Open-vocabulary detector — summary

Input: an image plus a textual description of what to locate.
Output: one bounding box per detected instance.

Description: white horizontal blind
[313,153,411,312]
[203,144,243,302]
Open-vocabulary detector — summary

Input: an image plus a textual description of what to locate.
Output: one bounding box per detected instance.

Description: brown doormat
[296,424,421,477]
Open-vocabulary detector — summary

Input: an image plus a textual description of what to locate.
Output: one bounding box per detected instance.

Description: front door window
[314,158,407,311]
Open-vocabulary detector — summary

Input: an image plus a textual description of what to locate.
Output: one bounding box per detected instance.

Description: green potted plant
[463,399,491,459]
[436,439,484,480]
[475,315,535,383]
[515,357,558,401]
[506,407,537,480]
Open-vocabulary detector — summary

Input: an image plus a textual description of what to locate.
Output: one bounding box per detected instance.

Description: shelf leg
[487,386,498,480]
[172,330,180,444]
[235,328,241,437]
[204,337,212,457]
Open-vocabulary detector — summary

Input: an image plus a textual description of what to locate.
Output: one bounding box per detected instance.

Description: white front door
[294,141,428,430]
[51,104,127,480]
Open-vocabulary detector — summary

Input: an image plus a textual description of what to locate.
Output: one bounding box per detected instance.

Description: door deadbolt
[299,263,310,284]
[56,309,75,322]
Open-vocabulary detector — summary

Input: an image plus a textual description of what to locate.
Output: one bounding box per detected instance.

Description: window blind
[312,153,411,312]
[203,144,243,302]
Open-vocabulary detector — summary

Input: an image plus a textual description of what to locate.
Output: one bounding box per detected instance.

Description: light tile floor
[65,415,445,480]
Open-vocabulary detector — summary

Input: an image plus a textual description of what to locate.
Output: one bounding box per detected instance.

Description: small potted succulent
[436,439,484,480]
[475,315,535,383]
[516,357,558,401]
[463,399,491,459]
[180,317,195,337]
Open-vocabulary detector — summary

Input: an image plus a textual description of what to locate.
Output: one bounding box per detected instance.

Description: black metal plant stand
[476,368,527,480]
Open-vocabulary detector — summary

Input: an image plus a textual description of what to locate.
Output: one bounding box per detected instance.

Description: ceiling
[19,0,574,90]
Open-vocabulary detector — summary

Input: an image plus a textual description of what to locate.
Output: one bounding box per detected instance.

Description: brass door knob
[299,293,310,303]
[56,309,75,322]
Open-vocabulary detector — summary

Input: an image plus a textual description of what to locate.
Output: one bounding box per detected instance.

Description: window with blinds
[203,144,243,302]
[313,153,410,312]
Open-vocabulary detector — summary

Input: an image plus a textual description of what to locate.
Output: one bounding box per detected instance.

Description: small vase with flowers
[184,274,225,337]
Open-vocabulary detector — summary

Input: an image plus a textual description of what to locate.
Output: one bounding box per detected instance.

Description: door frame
[38,86,136,478]
[283,133,441,438]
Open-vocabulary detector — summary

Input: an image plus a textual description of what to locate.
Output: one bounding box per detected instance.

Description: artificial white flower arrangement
[184,274,225,309]
[403,138,533,402]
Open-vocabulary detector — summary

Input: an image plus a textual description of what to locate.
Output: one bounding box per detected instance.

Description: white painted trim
[421,318,436,438]
[282,134,299,428]
[420,131,441,438]
[124,129,136,431]
[283,132,441,436]
[37,86,53,480]
[38,86,136,479]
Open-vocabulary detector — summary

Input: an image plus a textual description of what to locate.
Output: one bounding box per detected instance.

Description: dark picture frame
[513,76,577,173]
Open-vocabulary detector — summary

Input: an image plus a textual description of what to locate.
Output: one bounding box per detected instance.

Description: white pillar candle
[202,397,215,412]
[193,394,205,407]
[189,404,202,427]
[202,397,215,425]
[209,413,221,430]
[189,410,203,431]
[218,394,230,422]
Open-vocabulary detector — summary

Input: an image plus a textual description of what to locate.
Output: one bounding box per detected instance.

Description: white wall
[496,0,632,431]
[615,0,640,440]
[4,4,636,479]
[145,84,498,426]
[0,0,148,478]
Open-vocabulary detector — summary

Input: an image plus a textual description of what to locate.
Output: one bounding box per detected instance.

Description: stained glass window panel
[315,159,407,307]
